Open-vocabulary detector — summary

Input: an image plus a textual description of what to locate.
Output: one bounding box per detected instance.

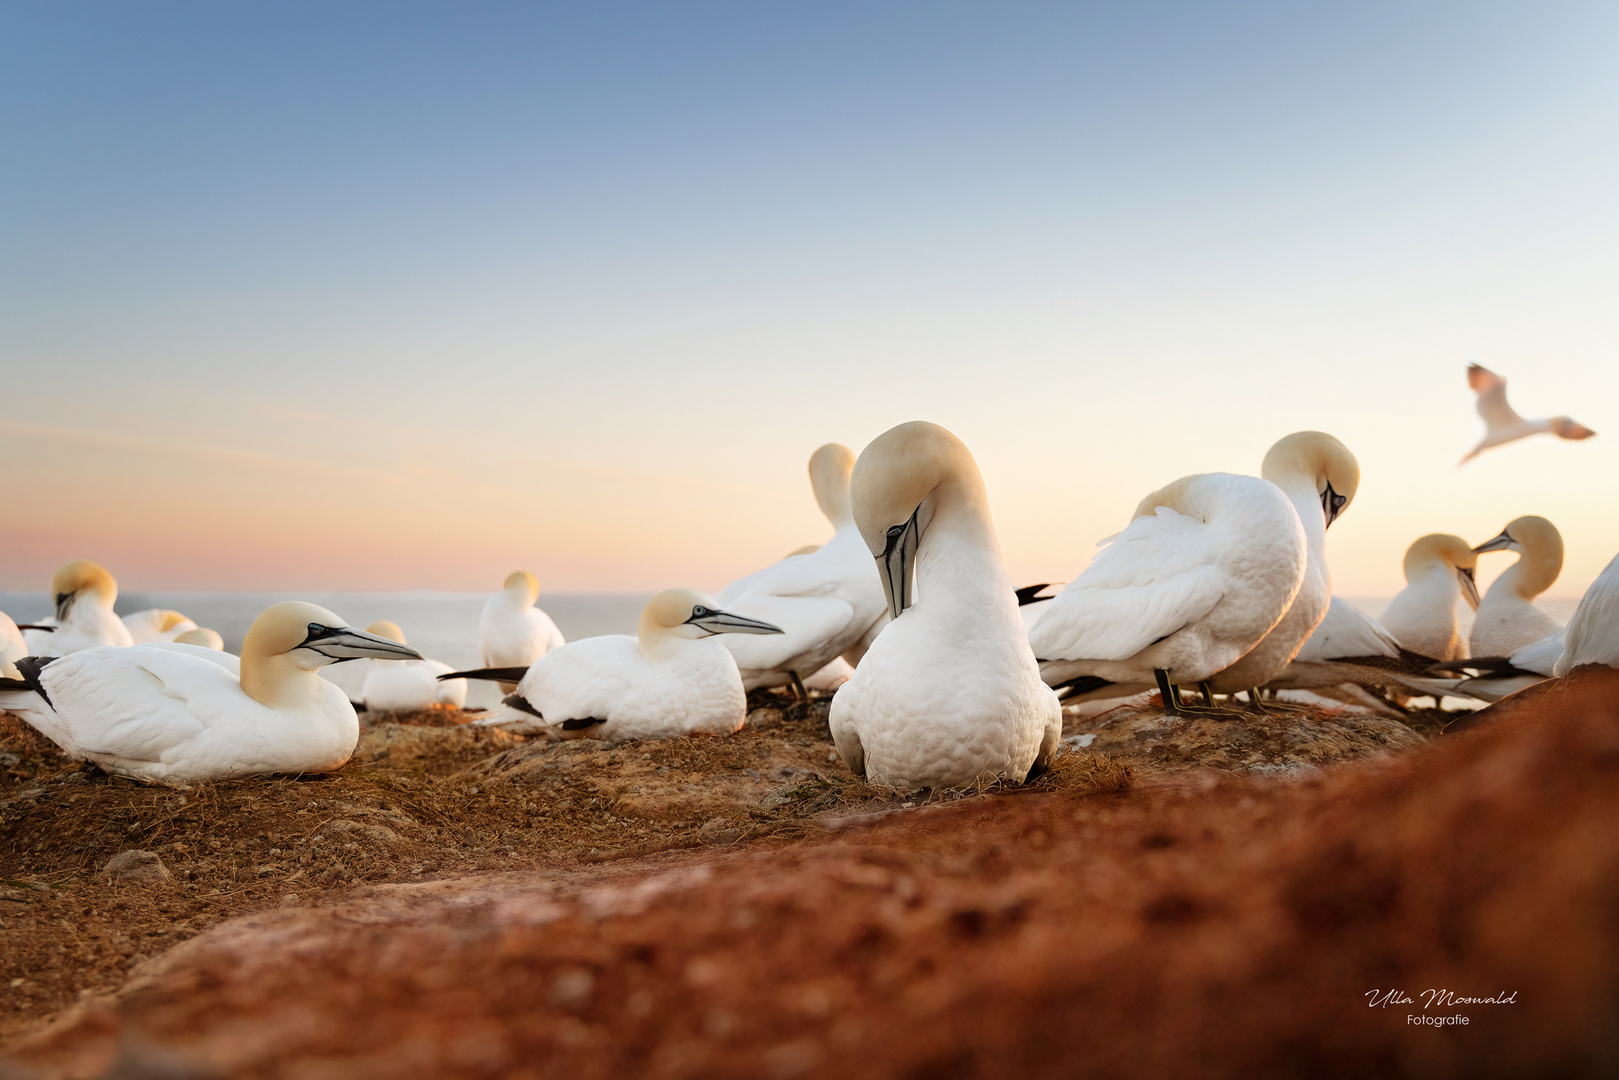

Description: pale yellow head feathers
[50,560,117,614]
[243,602,348,660]
[1476,515,1564,596]
[502,571,540,604]
[174,627,225,650]
[1403,534,1477,579]
[1131,475,1200,520]
[1261,431,1360,521]
[154,610,190,634]
[366,620,407,645]
[808,443,856,527]
[850,421,986,558]
[638,588,710,635]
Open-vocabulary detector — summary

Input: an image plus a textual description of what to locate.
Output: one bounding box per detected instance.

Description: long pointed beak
[297,624,424,663]
[1458,566,1481,610]
[55,591,74,622]
[1320,482,1349,529]
[1473,531,1515,555]
[877,510,920,621]
[688,609,785,636]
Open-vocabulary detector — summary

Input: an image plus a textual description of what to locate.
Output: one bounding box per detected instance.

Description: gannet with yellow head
[479,571,566,691]
[122,608,199,644]
[173,627,226,651]
[1470,515,1565,657]
[358,620,468,711]
[1378,534,1480,661]
[458,588,782,741]
[20,560,134,655]
[717,443,888,695]
[0,602,420,783]
[827,422,1060,790]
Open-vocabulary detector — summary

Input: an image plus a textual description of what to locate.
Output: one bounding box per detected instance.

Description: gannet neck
[500,571,540,608]
[1260,431,1359,532]
[1483,516,1564,601]
[808,443,857,528]
[916,476,1012,610]
[240,602,349,710]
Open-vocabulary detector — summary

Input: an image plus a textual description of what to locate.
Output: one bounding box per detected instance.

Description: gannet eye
[886,524,906,540]
[690,606,711,619]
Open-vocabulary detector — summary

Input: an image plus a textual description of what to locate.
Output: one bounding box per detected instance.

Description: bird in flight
[1461,363,1595,464]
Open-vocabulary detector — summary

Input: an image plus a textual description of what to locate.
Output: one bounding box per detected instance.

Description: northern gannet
[1026,471,1307,712]
[455,589,781,741]
[1,612,25,679]
[122,609,199,644]
[479,571,565,692]
[357,620,467,712]
[1461,363,1595,463]
[1470,516,1565,657]
[1379,534,1480,661]
[1446,631,1565,701]
[1554,550,1619,675]
[20,561,134,655]
[828,421,1060,790]
[716,444,888,695]
[1267,595,1460,700]
[1206,432,1359,698]
[0,602,420,784]
[173,627,226,650]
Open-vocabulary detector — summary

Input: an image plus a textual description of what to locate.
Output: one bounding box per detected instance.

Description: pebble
[101,850,173,884]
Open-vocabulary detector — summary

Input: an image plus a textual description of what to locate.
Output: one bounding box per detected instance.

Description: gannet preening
[20,561,135,655]
[455,589,782,741]
[479,571,565,692]
[173,627,225,651]
[122,609,199,644]
[357,620,467,712]
[1554,550,1619,675]
[828,422,1060,790]
[0,602,420,784]
[1026,470,1307,712]
[1379,534,1480,661]
[1206,432,1359,699]
[716,444,888,696]
[1461,363,1595,463]
[1470,516,1565,657]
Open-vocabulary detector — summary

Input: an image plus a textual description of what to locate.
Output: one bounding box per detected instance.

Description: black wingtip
[501,693,544,719]
[0,656,57,709]
[438,666,531,683]
[1051,675,1113,702]
[351,700,368,713]
[14,625,54,632]
[1015,583,1056,607]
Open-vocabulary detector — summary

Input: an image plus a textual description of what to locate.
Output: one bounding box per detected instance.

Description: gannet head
[1404,534,1480,610]
[638,588,784,642]
[808,443,857,528]
[851,421,985,620]
[1473,515,1564,596]
[240,601,422,698]
[1550,416,1596,440]
[50,560,117,622]
[174,627,225,650]
[152,610,194,633]
[1261,431,1360,528]
[365,620,408,645]
[502,571,540,605]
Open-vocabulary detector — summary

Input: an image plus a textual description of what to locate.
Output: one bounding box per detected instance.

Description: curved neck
[1492,551,1558,602]
[916,478,1014,614]
[500,583,534,609]
[1274,477,1328,585]
[240,653,330,711]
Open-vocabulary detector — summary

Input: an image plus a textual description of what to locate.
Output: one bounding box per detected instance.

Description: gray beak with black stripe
[295,623,424,664]
[1458,566,1480,610]
[1473,530,1518,556]
[1320,481,1349,529]
[877,508,920,621]
[683,606,784,637]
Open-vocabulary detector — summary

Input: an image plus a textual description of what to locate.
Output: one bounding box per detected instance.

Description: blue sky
[3,2,1616,593]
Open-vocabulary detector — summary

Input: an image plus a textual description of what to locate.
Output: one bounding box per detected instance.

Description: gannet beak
[1472,531,1516,555]
[1320,482,1349,529]
[54,591,75,622]
[877,508,920,621]
[1458,566,1481,610]
[683,606,785,636]
[295,623,424,663]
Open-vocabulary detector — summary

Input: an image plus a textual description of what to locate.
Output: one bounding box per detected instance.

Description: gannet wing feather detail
[1293,597,1400,663]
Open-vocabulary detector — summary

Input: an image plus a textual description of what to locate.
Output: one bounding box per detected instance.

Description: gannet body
[467,589,782,741]
[1379,535,1480,661]
[21,561,134,655]
[1470,516,1565,658]
[173,627,226,651]
[122,609,199,644]
[357,621,467,711]
[803,656,855,691]
[1453,631,1565,701]
[479,571,565,691]
[0,602,420,784]
[1462,363,1595,463]
[718,444,888,692]
[1027,472,1306,707]
[1267,596,1454,698]
[1554,551,1619,675]
[1,612,25,679]
[829,422,1060,791]
[1207,432,1359,695]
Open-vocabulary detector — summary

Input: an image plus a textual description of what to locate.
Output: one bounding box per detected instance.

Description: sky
[2,1,1617,598]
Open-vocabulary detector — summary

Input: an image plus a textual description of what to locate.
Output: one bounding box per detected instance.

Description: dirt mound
[6,674,1615,1077]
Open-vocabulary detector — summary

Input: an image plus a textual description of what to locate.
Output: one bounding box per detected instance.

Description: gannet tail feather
[437,666,532,683]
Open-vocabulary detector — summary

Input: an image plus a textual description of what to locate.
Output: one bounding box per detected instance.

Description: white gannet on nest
[122,608,199,644]
[1461,363,1595,463]
[1469,515,1565,658]
[357,620,467,712]
[1379,534,1480,661]
[479,571,565,692]
[0,602,420,784]
[19,561,135,655]
[828,421,1060,791]
[453,589,782,741]
[1026,470,1307,713]
[717,443,888,696]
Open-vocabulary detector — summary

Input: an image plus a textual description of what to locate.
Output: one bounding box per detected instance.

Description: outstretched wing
[1027,506,1227,662]
[1468,363,1521,429]
[1295,597,1400,662]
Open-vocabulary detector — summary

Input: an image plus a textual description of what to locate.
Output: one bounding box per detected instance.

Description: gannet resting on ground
[454,589,781,741]
[1,612,25,679]
[1379,535,1480,661]
[717,444,888,695]
[0,602,420,784]
[122,609,199,644]
[1206,432,1359,699]
[828,422,1060,791]
[479,571,565,692]
[1461,363,1595,463]
[357,620,466,711]
[1470,516,1565,657]
[1554,550,1619,674]
[174,627,225,650]
[1026,471,1306,713]
[20,561,135,655]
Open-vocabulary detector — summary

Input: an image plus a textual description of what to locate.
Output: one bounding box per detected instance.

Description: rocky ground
[4,681,1616,1077]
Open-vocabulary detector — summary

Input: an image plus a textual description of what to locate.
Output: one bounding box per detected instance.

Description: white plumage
[480,571,565,688]
[1470,516,1565,658]
[0,612,25,679]
[357,621,467,711]
[1379,534,1479,661]
[21,560,134,655]
[121,608,199,644]
[1554,550,1619,675]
